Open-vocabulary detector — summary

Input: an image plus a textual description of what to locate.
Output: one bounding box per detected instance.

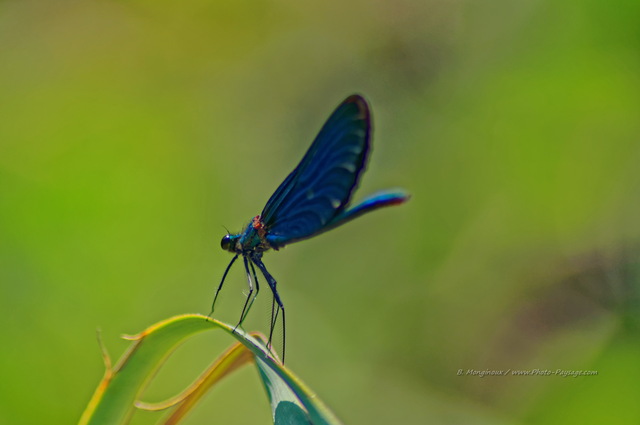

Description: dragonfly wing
[261,95,370,248]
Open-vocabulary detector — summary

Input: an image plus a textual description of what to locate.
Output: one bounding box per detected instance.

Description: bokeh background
[2,1,640,424]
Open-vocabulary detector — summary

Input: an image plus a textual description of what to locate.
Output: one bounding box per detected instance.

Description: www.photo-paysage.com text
[458,369,598,378]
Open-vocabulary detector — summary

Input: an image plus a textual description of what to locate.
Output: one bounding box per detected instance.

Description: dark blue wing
[261,95,370,248]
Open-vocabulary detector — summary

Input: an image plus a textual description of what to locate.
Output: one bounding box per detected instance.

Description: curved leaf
[79,314,342,425]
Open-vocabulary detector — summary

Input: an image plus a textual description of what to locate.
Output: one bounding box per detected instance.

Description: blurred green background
[2,0,640,424]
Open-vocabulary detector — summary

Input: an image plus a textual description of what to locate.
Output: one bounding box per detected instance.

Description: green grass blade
[79,314,342,425]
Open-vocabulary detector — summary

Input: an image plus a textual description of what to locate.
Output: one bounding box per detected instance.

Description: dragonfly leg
[270,295,277,342]
[248,259,261,314]
[234,256,260,331]
[251,255,286,363]
[210,254,238,317]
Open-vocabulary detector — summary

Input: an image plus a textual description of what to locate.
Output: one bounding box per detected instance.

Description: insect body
[211,95,409,361]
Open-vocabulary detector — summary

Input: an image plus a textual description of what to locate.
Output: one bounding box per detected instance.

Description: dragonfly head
[221,234,241,253]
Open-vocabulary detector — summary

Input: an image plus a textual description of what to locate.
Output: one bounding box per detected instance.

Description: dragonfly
[210,94,409,362]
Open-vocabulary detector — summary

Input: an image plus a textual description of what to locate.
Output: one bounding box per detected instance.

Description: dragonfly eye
[221,234,236,252]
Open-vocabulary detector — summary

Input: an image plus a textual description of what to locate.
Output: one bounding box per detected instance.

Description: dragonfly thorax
[221,215,273,254]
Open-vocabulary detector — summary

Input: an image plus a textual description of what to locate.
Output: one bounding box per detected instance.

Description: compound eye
[221,235,232,251]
